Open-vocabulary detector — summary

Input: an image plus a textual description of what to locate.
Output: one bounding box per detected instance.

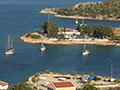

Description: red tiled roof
[53,82,74,88]
[0,81,8,86]
[47,86,54,90]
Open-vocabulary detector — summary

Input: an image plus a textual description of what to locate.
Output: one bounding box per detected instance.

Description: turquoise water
[0,0,120,85]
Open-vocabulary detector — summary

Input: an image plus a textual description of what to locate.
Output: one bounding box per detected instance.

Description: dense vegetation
[77,85,99,90]
[41,20,59,38]
[26,32,40,39]
[55,0,120,19]
[8,83,33,90]
[76,24,114,39]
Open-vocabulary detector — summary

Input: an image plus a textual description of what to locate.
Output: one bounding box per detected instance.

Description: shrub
[26,32,32,37]
[32,76,37,83]
[45,69,50,74]
[40,71,43,74]
[83,85,99,90]
[34,73,40,77]
[71,71,77,76]
[8,83,33,90]
[115,78,120,83]
[62,71,67,75]
[31,34,40,39]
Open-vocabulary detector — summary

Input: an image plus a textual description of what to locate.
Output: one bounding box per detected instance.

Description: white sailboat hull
[75,20,78,24]
[82,50,89,55]
[40,47,46,51]
[5,49,15,55]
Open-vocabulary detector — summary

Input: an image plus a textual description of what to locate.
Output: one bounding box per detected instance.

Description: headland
[20,33,120,46]
[40,0,120,21]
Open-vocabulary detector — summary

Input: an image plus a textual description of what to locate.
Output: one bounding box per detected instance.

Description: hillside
[53,0,120,20]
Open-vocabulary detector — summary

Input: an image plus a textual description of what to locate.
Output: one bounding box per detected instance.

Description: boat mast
[8,34,10,50]
[41,36,44,47]
[48,12,50,20]
[84,44,86,51]
[82,12,85,26]
[11,38,13,49]
[5,42,8,51]
[111,64,113,78]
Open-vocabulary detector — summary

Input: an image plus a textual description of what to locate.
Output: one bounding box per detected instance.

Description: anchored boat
[82,44,90,56]
[5,35,15,55]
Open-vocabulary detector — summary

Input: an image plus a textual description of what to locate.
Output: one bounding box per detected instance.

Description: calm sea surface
[0,0,120,85]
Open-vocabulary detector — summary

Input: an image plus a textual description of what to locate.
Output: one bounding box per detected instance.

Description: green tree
[93,25,114,38]
[83,26,93,36]
[58,34,65,40]
[34,73,40,77]
[82,85,99,90]
[26,32,32,37]
[8,83,33,90]
[35,28,41,34]
[76,24,85,36]
[63,25,66,32]
[77,88,83,90]
[76,24,82,32]
[71,71,77,76]
[115,78,120,83]
[32,76,37,83]
[41,20,59,38]
[45,69,50,74]
[62,71,67,75]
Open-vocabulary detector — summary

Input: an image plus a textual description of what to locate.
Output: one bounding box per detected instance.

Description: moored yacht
[82,44,90,55]
[5,35,15,55]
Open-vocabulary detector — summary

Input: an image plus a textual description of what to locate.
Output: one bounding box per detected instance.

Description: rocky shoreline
[54,14,120,21]
[40,8,120,21]
[20,34,120,47]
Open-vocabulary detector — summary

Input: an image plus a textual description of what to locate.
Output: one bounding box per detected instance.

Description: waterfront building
[47,81,76,90]
[0,81,8,90]
[58,28,80,39]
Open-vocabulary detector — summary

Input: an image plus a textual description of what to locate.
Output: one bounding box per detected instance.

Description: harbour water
[0,0,120,85]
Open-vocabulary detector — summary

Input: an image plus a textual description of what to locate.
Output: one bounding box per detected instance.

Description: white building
[0,81,8,90]
[58,28,80,39]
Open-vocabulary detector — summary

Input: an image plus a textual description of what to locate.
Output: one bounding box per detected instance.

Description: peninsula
[40,0,120,21]
[8,71,120,90]
[20,20,120,46]
[20,32,120,46]
[25,70,120,90]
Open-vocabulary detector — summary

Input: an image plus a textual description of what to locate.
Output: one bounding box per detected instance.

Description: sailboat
[40,38,46,51]
[5,35,15,55]
[75,18,78,24]
[80,18,86,27]
[82,44,90,55]
[40,43,46,51]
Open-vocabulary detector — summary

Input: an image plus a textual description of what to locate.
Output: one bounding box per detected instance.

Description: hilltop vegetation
[55,0,120,20]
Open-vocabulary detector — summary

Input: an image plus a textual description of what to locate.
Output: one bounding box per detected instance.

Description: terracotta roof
[47,86,54,90]
[53,82,74,88]
[0,81,8,86]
